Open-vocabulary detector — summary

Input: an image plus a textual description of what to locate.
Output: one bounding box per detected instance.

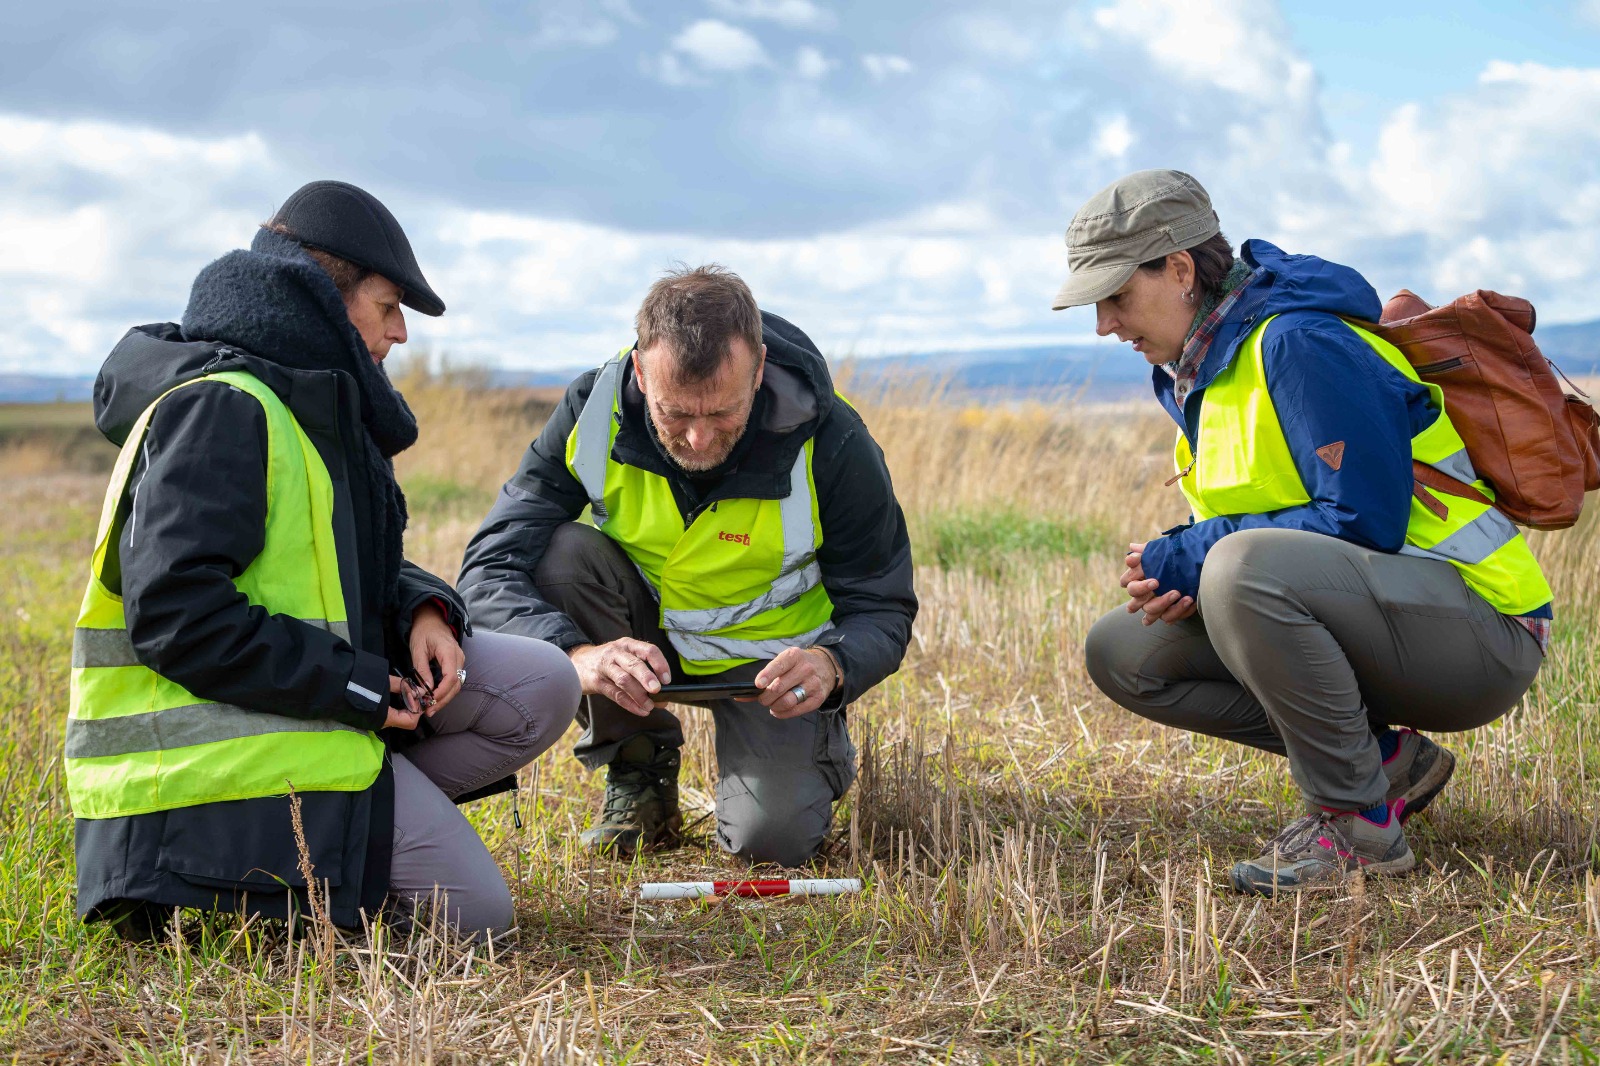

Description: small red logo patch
[1316,441,1346,471]
[717,531,751,546]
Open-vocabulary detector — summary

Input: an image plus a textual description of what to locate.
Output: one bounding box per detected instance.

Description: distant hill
[0,374,96,404]
[850,315,1600,400]
[4,317,1596,404]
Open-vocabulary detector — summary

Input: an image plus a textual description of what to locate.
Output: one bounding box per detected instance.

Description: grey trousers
[534,522,857,867]
[388,629,580,938]
[1084,528,1542,811]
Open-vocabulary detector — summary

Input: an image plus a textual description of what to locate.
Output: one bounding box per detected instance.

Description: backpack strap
[1412,458,1492,520]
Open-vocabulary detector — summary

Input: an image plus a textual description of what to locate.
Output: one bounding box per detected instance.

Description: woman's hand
[408,603,465,712]
[1121,541,1197,626]
[1120,542,1148,589]
[750,647,841,720]
[385,674,424,730]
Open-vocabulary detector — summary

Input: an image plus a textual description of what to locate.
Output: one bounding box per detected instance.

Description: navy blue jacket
[1139,239,1548,619]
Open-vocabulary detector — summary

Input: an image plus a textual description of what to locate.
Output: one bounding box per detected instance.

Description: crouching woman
[1057,171,1551,895]
[68,181,580,940]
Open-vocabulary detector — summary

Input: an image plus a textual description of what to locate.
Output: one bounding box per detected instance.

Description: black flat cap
[269,180,445,316]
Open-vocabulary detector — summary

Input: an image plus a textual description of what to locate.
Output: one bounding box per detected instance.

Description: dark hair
[260,220,372,300]
[1140,231,1235,304]
[635,263,763,384]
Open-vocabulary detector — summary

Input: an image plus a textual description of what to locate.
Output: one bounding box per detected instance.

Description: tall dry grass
[1,374,1597,1063]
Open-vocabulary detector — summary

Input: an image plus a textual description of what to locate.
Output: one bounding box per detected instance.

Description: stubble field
[1,371,1598,1064]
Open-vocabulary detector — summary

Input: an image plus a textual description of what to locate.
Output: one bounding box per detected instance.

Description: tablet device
[658,682,763,702]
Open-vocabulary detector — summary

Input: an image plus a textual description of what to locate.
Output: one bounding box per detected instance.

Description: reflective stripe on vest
[71,619,351,669]
[571,355,625,526]
[65,370,385,820]
[565,353,835,672]
[1174,316,1552,615]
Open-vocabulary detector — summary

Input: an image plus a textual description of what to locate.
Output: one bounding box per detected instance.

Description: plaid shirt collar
[1165,268,1263,408]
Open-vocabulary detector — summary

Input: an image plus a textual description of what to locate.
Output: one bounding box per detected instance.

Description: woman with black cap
[68,181,580,941]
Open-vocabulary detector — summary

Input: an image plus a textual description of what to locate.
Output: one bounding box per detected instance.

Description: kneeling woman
[1060,170,1550,895]
[70,181,580,939]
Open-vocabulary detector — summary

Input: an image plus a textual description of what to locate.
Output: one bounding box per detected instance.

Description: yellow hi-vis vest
[1174,316,1553,615]
[66,369,385,820]
[564,353,836,674]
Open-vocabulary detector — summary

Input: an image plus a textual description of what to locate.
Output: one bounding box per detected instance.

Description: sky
[3,0,1599,375]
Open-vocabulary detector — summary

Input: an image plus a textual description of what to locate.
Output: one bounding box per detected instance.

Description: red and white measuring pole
[639,878,863,900]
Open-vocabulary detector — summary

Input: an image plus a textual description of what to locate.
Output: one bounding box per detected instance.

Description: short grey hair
[634,264,762,384]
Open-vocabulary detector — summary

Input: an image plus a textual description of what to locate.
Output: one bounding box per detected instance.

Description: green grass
[919,507,1109,577]
[399,474,495,517]
[0,403,94,430]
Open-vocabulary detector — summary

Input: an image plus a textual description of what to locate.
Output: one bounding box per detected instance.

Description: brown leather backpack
[1362,290,1600,530]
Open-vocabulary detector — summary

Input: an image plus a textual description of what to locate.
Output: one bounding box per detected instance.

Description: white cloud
[0,113,276,374]
[947,13,1036,61]
[706,0,836,30]
[1093,114,1135,159]
[522,7,619,49]
[1343,60,1600,319]
[417,199,1070,366]
[861,53,914,80]
[671,19,769,72]
[1088,0,1315,103]
[795,45,834,79]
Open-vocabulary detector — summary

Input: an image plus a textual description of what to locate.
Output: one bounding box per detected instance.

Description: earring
[1183,289,1196,305]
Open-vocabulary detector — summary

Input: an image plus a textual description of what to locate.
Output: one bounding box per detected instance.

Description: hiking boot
[578,735,682,857]
[1381,729,1456,823]
[1230,808,1415,896]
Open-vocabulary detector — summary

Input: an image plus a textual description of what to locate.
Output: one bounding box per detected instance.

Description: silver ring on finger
[791,685,807,703]
[456,668,468,683]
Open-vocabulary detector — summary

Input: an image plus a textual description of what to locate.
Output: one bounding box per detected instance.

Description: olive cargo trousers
[534,522,857,867]
[1084,528,1542,811]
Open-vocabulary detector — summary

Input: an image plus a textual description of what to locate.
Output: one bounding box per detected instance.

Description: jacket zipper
[1414,356,1466,375]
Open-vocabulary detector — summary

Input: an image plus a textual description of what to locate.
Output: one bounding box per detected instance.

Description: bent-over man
[459,265,916,866]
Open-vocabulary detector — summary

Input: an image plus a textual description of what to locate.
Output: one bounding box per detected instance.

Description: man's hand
[570,639,672,716]
[750,647,840,720]
[385,674,424,730]
[408,603,465,712]
[1121,541,1197,626]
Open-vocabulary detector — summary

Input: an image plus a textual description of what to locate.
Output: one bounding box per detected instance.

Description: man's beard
[650,410,751,472]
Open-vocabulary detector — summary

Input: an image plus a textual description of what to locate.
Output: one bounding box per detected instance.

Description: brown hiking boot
[579,735,682,857]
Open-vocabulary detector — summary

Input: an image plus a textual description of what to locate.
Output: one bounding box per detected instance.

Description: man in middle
[458,264,916,867]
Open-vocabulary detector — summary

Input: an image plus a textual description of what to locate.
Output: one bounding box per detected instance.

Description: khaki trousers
[1084,528,1542,811]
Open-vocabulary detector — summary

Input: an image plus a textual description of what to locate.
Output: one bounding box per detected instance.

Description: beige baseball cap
[1050,169,1220,310]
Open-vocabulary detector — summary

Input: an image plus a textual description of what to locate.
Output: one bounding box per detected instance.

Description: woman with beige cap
[1064,170,1551,896]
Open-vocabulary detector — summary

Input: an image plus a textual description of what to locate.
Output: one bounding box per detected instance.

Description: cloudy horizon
[5,0,1599,376]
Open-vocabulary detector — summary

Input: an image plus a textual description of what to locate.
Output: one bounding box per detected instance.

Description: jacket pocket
[156,792,351,891]
[813,709,858,801]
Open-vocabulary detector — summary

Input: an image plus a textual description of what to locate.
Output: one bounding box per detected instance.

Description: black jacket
[458,313,916,709]
[74,325,469,927]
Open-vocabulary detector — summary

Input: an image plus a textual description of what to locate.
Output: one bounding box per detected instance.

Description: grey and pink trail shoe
[1381,728,1456,822]
[1230,806,1415,895]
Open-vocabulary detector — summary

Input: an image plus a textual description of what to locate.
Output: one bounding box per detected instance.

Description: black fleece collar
[180,228,418,458]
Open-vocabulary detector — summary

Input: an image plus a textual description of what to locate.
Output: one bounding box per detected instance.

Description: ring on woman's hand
[791,685,807,703]
[456,668,468,683]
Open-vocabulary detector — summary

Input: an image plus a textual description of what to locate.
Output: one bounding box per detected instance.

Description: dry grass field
[2,369,1598,1064]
